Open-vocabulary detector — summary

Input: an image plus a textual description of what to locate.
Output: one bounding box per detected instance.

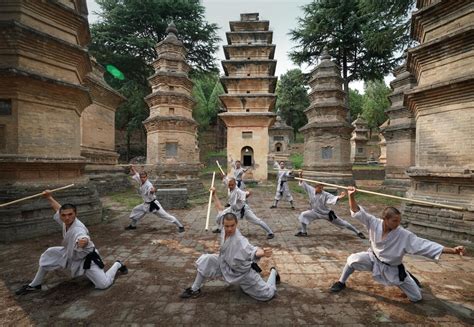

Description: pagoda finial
[320,47,331,60]
[166,22,178,36]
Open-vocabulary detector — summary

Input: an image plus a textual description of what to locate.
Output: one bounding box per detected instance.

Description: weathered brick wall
[155,188,188,209]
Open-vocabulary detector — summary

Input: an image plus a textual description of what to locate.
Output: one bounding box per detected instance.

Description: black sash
[328,210,338,222]
[371,249,421,286]
[147,200,160,212]
[83,249,104,270]
[251,262,262,273]
[240,206,245,219]
[279,180,286,195]
[237,180,242,188]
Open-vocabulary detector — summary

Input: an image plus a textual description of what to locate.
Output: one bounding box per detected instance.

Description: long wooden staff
[116,163,155,167]
[295,177,465,211]
[273,168,352,176]
[205,172,216,231]
[215,160,226,176]
[0,184,75,208]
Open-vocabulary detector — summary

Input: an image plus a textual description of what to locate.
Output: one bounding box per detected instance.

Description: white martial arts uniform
[297,181,360,235]
[339,206,444,302]
[230,159,247,190]
[216,179,273,235]
[29,211,122,289]
[273,162,293,202]
[128,172,183,228]
[192,228,277,301]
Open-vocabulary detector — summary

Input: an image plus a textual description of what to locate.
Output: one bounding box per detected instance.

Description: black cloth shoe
[267,233,274,239]
[15,284,41,295]
[178,226,185,233]
[116,260,128,274]
[357,232,366,239]
[330,281,346,293]
[291,206,296,210]
[125,225,137,230]
[270,205,277,209]
[294,231,308,237]
[270,267,281,284]
[212,228,221,234]
[180,287,201,299]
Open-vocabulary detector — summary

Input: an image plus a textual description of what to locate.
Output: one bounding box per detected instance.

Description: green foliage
[275,69,309,135]
[361,80,391,129]
[191,72,224,131]
[290,0,413,90]
[290,153,304,169]
[349,89,364,120]
[108,189,143,210]
[89,0,221,158]
[294,133,305,143]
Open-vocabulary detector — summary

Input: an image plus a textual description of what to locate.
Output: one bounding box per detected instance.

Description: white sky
[86,0,393,93]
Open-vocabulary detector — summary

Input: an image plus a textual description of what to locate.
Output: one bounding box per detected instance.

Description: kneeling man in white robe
[180,189,280,301]
[15,190,128,295]
[329,186,466,302]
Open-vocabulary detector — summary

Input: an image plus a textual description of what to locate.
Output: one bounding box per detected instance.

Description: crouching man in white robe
[180,190,280,301]
[213,177,274,239]
[295,172,365,239]
[15,191,128,295]
[125,165,184,232]
[329,186,466,302]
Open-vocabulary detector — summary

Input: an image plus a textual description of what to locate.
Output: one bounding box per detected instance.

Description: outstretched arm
[130,165,137,175]
[42,190,61,212]
[347,186,359,212]
[211,187,223,212]
[442,246,466,256]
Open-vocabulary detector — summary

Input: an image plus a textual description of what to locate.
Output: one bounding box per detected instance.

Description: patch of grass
[108,189,142,210]
[294,133,304,143]
[205,150,227,159]
[352,165,385,170]
[290,182,306,195]
[289,153,304,169]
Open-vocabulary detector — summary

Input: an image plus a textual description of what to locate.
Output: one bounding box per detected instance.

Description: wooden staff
[116,163,155,167]
[0,184,75,208]
[205,172,216,231]
[216,160,226,176]
[273,168,351,176]
[294,177,465,211]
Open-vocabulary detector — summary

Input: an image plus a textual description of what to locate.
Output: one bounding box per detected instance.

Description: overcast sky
[86,0,391,92]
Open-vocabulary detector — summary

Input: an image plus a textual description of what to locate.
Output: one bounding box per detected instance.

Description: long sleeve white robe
[348,206,444,286]
[273,162,293,201]
[195,229,276,301]
[38,211,94,278]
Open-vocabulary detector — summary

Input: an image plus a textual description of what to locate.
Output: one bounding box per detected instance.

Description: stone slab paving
[0,181,473,326]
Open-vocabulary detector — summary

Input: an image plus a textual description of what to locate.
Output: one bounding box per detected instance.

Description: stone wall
[155,188,188,209]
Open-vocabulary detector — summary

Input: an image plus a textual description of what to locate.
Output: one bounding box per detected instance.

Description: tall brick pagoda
[219,13,277,181]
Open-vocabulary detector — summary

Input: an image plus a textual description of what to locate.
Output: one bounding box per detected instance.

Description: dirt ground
[0,179,473,326]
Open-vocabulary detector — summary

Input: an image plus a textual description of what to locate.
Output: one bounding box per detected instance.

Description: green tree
[290,0,413,93]
[89,0,220,158]
[361,80,391,129]
[349,89,364,119]
[192,72,224,131]
[275,69,309,137]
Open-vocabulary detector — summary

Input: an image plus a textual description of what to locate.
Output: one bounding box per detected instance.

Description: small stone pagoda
[0,0,102,241]
[381,63,417,192]
[219,13,277,181]
[378,120,388,165]
[350,114,369,164]
[300,50,354,185]
[268,113,293,162]
[143,23,203,198]
[403,0,473,246]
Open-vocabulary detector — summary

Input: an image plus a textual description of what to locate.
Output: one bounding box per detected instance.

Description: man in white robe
[229,156,248,190]
[213,177,274,239]
[15,191,128,295]
[295,173,365,239]
[180,192,279,301]
[330,186,466,302]
[125,166,184,232]
[270,160,295,209]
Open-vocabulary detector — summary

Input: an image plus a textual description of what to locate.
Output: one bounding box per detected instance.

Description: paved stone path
[1,181,473,325]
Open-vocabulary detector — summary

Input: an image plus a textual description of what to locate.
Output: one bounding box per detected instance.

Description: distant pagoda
[143,23,203,197]
[300,50,354,185]
[219,13,277,181]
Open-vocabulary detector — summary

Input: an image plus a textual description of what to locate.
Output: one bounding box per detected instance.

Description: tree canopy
[275,69,309,136]
[290,0,413,92]
[88,0,220,158]
[361,79,391,129]
[191,72,224,131]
